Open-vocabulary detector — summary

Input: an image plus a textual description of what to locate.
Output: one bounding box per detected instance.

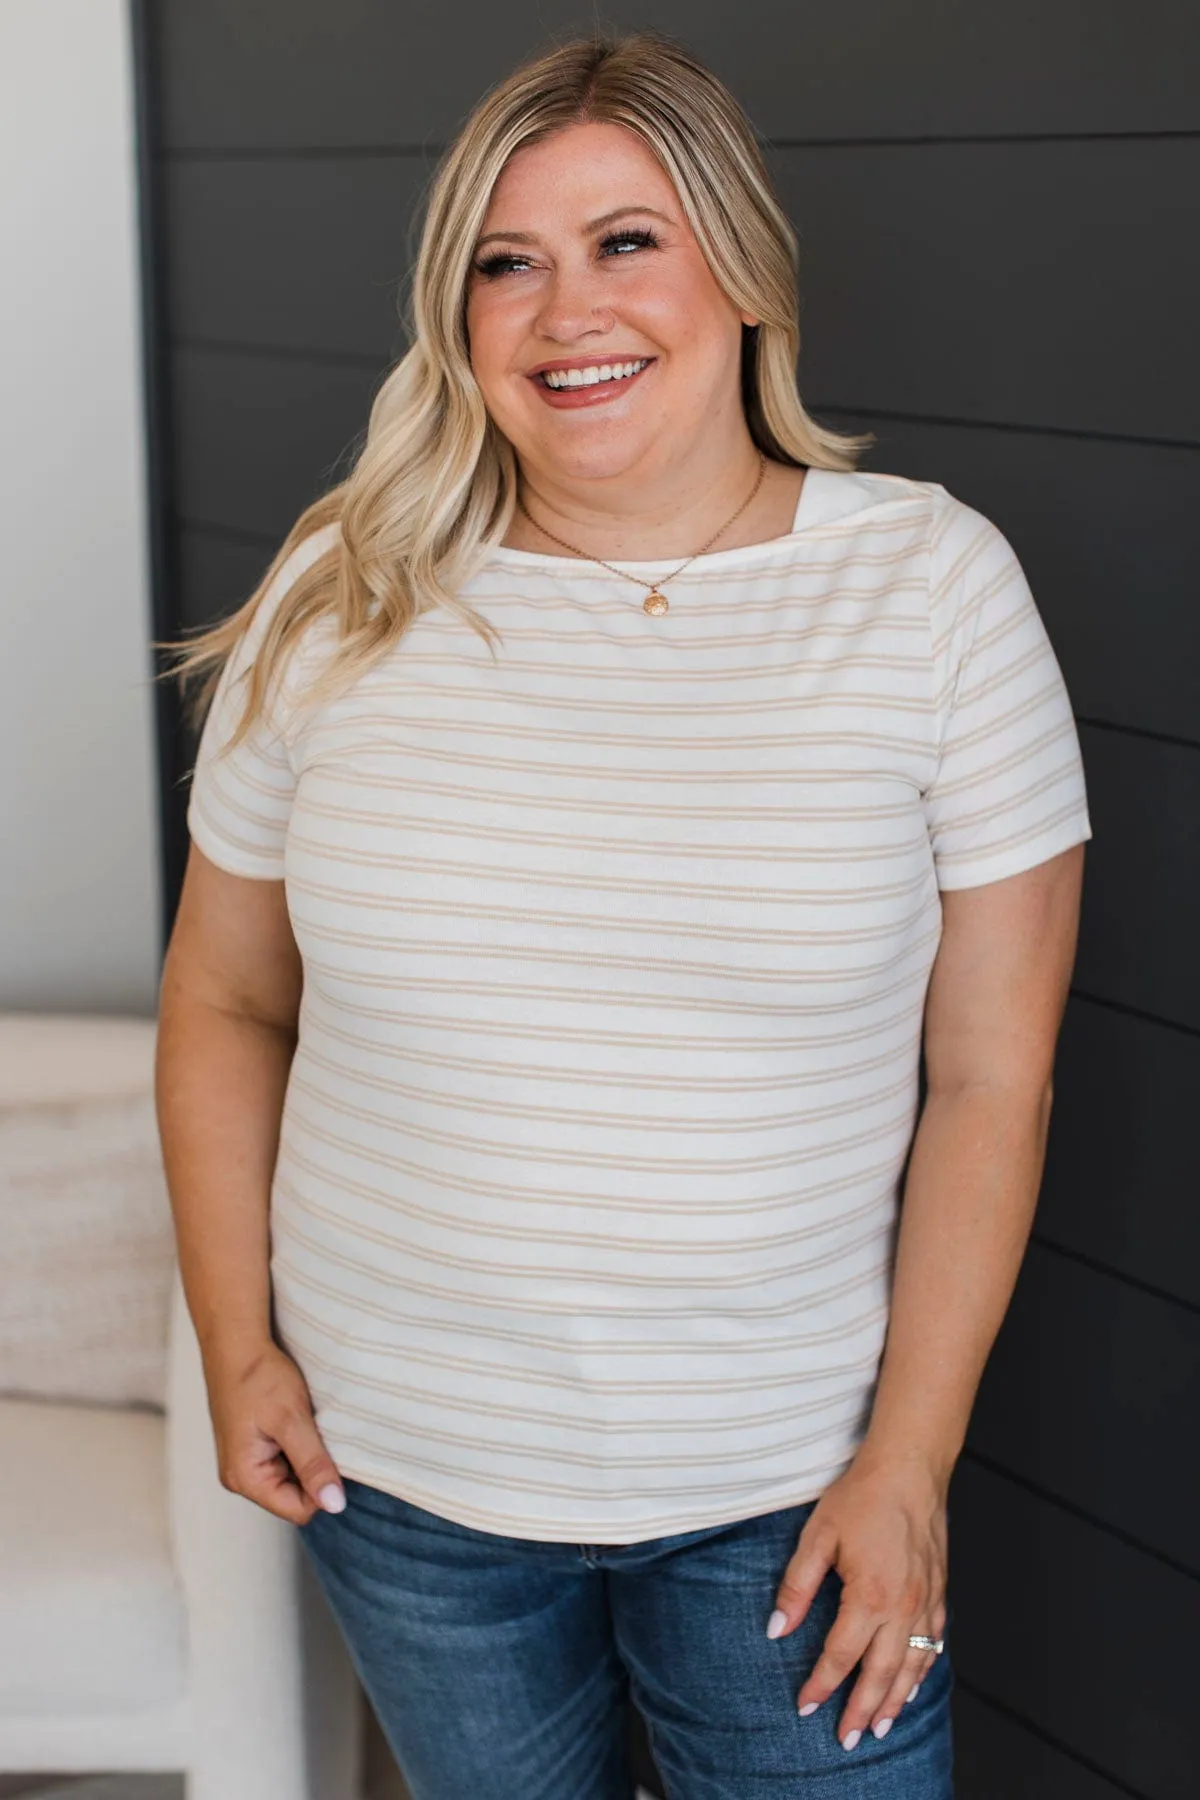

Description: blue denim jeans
[299,1478,953,1799]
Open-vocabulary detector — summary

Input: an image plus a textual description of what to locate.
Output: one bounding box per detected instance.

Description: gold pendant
[643,591,669,616]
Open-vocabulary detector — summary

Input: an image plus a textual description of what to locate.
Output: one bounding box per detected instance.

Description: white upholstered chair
[0,1014,364,1799]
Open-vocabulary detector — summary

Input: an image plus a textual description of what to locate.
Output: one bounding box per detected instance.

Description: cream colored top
[187,467,1091,1542]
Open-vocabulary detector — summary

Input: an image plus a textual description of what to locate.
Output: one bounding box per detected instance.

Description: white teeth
[542,358,649,389]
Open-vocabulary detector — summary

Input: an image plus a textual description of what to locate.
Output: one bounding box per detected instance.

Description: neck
[510,428,771,562]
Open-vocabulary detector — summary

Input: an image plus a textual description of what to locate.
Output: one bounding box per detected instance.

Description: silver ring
[908,1635,945,1654]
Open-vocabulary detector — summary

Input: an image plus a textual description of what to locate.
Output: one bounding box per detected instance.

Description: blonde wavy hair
[159,30,871,747]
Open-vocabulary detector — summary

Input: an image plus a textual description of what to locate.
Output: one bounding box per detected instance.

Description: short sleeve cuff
[186,799,288,880]
[934,811,1093,891]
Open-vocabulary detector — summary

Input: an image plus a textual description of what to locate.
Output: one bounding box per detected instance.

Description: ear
[740,310,761,329]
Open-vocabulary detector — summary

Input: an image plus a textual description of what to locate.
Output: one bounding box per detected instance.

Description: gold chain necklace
[515,453,767,616]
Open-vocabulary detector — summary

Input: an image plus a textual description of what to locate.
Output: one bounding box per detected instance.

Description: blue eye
[473,251,532,278]
[473,227,660,279]
[599,228,659,255]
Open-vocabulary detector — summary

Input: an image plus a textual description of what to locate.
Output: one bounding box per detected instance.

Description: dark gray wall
[135,5,1200,1796]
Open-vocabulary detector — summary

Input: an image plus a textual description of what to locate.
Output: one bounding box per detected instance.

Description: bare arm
[157,842,301,1365]
[770,843,1085,1744]
[860,842,1084,1485]
[156,842,344,1521]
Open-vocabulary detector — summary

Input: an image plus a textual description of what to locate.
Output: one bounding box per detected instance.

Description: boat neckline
[481,465,847,575]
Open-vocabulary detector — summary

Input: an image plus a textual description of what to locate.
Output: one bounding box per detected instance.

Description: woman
[156,32,1090,1800]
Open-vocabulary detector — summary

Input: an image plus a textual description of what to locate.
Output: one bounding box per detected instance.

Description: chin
[525,428,658,485]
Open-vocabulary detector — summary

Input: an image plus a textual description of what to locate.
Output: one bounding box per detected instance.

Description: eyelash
[473,227,660,279]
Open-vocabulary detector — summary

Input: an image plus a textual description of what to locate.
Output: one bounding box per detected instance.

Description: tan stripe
[287,816,932,866]
[290,890,933,953]
[306,994,929,1064]
[934,800,1090,866]
[277,1289,885,1393]
[295,849,934,910]
[373,646,931,683]
[933,766,1081,836]
[278,1126,906,1218]
[923,720,1077,801]
[301,1023,913,1097]
[284,1085,916,1183]
[292,1338,866,1436]
[306,1425,864,1503]
[929,561,1020,668]
[274,1223,894,1328]
[292,953,938,1020]
[294,931,942,998]
[315,746,922,787]
[307,1382,865,1469]
[280,1171,896,1277]
[928,519,996,603]
[188,794,284,859]
[289,1052,917,1140]
[302,779,924,825]
[443,615,931,651]
[936,680,1066,757]
[339,682,936,719]
[326,713,934,754]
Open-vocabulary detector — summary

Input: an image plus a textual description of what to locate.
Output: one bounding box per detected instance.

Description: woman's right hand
[204,1338,347,1524]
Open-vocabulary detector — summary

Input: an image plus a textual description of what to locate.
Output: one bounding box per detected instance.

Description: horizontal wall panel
[169,529,279,765]
[1073,727,1200,1031]
[776,138,1200,444]
[162,155,427,358]
[169,379,1200,1036]
[152,0,1200,149]
[159,140,1200,448]
[1040,998,1200,1309]
[950,1460,1198,1799]
[174,526,278,634]
[170,346,383,538]
[829,414,1200,744]
[953,1690,1134,1800]
[166,370,1200,743]
[967,1244,1200,1570]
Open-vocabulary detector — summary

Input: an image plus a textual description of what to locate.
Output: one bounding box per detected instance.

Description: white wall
[0,0,160,1013]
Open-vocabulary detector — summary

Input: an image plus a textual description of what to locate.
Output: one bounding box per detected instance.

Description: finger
[794,1597,875,1716]
[767,1517,838,1639]
[836,1621,914,1748]
[273,1403,347,1515]
[220,1440,318,1525]
[903,1598,948,1705]
[249,1452,325,1523]
[871,1639,937,1736]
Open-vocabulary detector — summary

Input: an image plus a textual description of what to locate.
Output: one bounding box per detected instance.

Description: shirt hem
[324,1451,859,1545]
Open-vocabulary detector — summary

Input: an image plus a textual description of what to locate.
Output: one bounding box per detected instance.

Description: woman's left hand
[767,1447,950,1749]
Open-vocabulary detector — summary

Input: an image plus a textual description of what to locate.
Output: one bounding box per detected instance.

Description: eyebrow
[474,205,675,252]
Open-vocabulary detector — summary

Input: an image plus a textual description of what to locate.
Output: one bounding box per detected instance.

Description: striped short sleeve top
[186,467,1092,1542]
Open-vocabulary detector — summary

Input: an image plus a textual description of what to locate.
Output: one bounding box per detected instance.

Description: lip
[526,353,656,410]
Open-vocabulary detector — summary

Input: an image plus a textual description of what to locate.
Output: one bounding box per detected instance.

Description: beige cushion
[0,1396,186,1713]
[0,1014,175,1408]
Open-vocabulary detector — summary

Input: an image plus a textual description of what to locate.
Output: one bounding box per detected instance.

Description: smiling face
[465,120,757,491]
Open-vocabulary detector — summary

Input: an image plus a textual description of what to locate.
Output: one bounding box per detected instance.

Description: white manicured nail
[842,1729,862,1751]
[873,1717,893,1739]
[798,1702,819,1717]
[766,1609,788,1639]
[318,1483,346,1513]
[906,1682,920,1704]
